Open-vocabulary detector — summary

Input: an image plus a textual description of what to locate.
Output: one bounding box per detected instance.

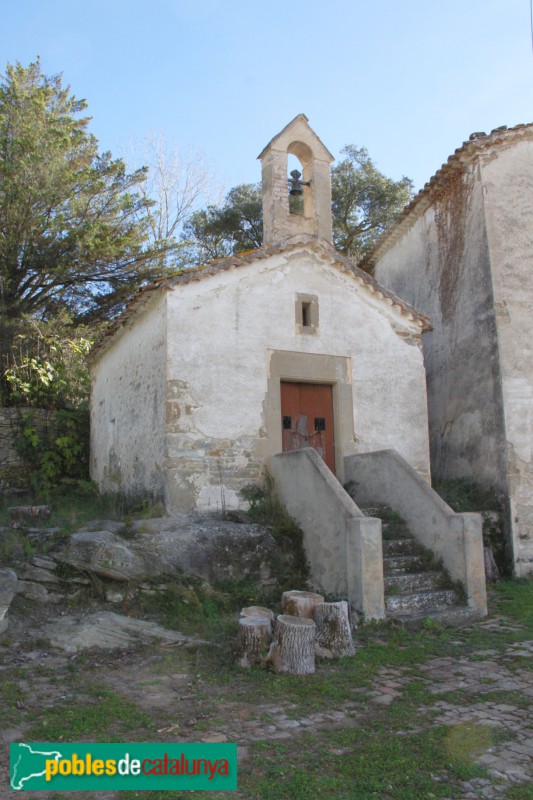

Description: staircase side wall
[269,448,385,620]
[344,449,487,615]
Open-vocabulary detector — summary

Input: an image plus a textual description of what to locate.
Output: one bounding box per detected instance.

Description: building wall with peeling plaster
[374,133,533,576]
[91,246,430,514]
[480,139,533,576]
[90,292,167,502]
[163,247,430,511]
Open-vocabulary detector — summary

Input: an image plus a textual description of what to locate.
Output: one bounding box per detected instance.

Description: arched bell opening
[288,140,313,219]
[287,154,304,216]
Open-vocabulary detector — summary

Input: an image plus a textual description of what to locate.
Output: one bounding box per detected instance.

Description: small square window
[314,417,326,431]
[295,293,318,334]
[282,416,292,430]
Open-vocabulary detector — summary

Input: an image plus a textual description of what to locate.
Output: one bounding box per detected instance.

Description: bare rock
[78,520,129,535]
[130,514,290,587]
[0,568,18,634]
[31,556,57,571]
[20,565,61,584]
[56,530,148,581]
[42,611,192,652]
[105,588,126,603]
[16,580,63,603]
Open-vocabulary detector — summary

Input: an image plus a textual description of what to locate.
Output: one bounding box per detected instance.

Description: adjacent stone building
[368,123,533,576]
[90,115,431,513]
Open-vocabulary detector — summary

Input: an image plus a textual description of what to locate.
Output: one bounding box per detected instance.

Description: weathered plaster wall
[480,139,533,575]
[164,247,430,511]
[90,293,167,501]
[374,166,508,496]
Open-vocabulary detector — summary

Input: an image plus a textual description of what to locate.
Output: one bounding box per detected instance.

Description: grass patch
[0,482,164,534]
[0,680,25,723]
[505,785,533,800]
[0,529,36,564]
[496,578,533,625]
[243,725,486,800]
[25,687,152,742]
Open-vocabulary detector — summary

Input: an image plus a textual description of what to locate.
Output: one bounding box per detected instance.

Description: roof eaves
[91,236,431,360]
[359,121,533,272]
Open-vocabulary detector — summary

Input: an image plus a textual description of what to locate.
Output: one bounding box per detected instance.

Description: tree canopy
[180,183,262,265]
[0,60,159,334]
[180,148,413,267]
[331,145,413,262]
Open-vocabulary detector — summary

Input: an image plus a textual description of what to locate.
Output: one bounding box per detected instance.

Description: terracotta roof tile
[90,236,431,361]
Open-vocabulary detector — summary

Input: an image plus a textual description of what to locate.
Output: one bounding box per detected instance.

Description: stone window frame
[295,292,319,335]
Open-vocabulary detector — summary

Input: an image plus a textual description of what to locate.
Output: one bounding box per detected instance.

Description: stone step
[360,506,393,518]
[385,588,458,615]
[388,606,479,630]
[382,538,420,556]
[383,554,426,574]
[384,571,442,594]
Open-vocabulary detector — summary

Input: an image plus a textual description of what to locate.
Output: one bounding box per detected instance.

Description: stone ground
[0,604,531,798]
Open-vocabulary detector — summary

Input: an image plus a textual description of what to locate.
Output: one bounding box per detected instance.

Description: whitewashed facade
[90,117,431,513]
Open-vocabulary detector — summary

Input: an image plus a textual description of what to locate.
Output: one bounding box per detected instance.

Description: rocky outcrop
[129,514,288,587]
[55,530,148,581]
[41,611,197,651]
[0,568,18,633]
[53,514,290,588]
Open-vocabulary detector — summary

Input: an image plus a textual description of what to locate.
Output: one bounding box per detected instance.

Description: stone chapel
[90,116,488,619]
[89,115,431,512]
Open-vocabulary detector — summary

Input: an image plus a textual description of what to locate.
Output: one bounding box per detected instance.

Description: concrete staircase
[363,507,477,628]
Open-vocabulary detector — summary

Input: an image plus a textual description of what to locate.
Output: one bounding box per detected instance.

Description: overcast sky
[3,0,533,196]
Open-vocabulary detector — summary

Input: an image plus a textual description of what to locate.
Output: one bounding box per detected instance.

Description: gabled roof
[257,114,334,163]
[359,122,533,273]
[90,235,431,361]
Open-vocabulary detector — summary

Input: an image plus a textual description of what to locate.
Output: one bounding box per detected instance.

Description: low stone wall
[0,408,50,489]
[269,448,385,620]
[344,449,487,615]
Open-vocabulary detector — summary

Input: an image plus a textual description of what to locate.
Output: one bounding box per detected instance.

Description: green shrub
[15,408,89,491]
[240,472,310,591]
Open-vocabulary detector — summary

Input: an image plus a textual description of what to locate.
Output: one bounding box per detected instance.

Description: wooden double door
[280,382,335,473]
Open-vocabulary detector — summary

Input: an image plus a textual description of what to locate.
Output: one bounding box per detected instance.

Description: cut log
[268,614,316,675]
[240,606,275,622]
[313,601,355,657]
[483,546,500,583]
[281,590,324,619]
[238,615,272,669]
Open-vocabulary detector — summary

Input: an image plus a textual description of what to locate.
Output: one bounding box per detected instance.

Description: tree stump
[240,606,274,623]
[313,601,355,657]
[281,590,324,619]
[483,546,500,583]
[267,614,316,675]
[238,615,272,669]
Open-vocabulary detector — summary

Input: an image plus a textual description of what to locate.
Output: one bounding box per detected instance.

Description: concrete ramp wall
[269,448,385,620]
[344,449,487,615]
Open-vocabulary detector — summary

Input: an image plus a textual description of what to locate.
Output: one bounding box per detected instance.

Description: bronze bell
[289,169,304,196]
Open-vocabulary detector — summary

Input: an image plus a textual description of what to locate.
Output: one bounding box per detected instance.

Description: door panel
[280,382,335,473]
